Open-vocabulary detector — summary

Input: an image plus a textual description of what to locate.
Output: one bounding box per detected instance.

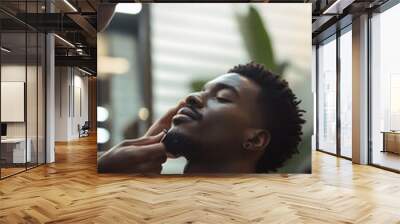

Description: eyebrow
[203,82,240,97]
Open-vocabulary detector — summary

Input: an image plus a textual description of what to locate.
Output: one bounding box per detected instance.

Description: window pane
[318,37,337,154]
[371,3,400,171]
[27,31,38,169]
[1,29,28,177]
[340,29,352,158]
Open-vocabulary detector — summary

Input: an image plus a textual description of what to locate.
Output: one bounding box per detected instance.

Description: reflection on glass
[1,30,27,177]
[318,37,337,154]
[340,29,352,158]
[0,1,46,178]
[371,4,400,171]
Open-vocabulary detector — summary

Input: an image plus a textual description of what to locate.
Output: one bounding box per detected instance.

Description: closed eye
[216,97,232,103]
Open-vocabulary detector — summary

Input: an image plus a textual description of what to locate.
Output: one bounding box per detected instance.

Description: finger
[144,119,169,137]
[133,132,166,146]
[144,101,187,137]
[174,100,186,113]
[176,99,186,109]
[151,130,167,143]
[138,142,166,154]
[162,100,186,121]
[118,138,148,147]
[122,143,166,160]
[126,143,166,164]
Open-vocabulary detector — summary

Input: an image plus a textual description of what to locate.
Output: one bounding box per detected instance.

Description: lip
[172,107,201,125]
[177,107,201,121]
[172,114,193,124]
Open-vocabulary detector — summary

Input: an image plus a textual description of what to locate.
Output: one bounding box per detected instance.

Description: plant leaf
[236,6,278,73]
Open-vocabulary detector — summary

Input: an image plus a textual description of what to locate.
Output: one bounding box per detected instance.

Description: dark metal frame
[336,25,341,158]
[367,10,373,166]
[315,44,319,151]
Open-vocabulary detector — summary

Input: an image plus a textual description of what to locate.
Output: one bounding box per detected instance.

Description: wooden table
[381,131,400,154]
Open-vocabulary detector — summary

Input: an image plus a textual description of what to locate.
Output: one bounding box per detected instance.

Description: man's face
[167,73,263,162]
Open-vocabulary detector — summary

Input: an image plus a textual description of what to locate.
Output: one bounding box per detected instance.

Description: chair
[79,121,90,138]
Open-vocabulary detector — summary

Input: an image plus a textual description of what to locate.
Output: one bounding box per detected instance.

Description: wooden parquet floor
[1,135,400,224]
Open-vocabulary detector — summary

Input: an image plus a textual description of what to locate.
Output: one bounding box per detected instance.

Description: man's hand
[144,100,186,137]
[98,132,167,173]
[97,100,187,173]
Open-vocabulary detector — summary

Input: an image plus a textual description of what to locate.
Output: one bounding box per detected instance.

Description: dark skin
[97,102,185,173]
[97,73,270,173]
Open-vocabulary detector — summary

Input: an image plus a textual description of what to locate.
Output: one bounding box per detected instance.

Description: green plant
[235,6,312,173]
[190,80,208,92]
[235,6,289,75]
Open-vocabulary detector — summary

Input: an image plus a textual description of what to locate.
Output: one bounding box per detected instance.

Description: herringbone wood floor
[1,135,400,224]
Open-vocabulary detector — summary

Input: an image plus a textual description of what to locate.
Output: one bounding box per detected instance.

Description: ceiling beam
[322,0,356,14]
[55,55,96,70]
[67,14,97,38]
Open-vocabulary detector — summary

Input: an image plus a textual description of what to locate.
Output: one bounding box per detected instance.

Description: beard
[161,128,200,159]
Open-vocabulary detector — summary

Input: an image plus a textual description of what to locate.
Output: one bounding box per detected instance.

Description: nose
[185,92,204,109]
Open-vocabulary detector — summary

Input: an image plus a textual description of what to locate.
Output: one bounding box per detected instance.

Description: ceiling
[309,0,390,43]
[1,0,394,72]
[0,0,99,74]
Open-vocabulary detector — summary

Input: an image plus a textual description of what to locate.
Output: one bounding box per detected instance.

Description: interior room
[0,0,400,223]
[0,1,46,178]
[54,66,93,141]
[370,2,400,171]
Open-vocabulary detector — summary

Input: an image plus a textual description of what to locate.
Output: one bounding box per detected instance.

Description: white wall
[1,64,46,164]
[1,65,36,137]
[1,65,26,137]
[55,67,89,141]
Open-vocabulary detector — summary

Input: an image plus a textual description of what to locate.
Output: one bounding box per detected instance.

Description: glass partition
[370,3,400,171]
[27,31,38,169]
[0,1,46,179]
[317,36,337,154]
[1,30,28,177]
[339,28,352,158]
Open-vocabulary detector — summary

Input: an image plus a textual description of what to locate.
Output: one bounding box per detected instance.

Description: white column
[352,14,369,164]
[46,32,55,163]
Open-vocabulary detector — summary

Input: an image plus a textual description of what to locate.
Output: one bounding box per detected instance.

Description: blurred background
[97,3,312,173]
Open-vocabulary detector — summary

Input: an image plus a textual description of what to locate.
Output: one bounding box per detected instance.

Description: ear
[242,129,271,152]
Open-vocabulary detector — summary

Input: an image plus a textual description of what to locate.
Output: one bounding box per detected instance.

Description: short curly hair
[228,62,305,173]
